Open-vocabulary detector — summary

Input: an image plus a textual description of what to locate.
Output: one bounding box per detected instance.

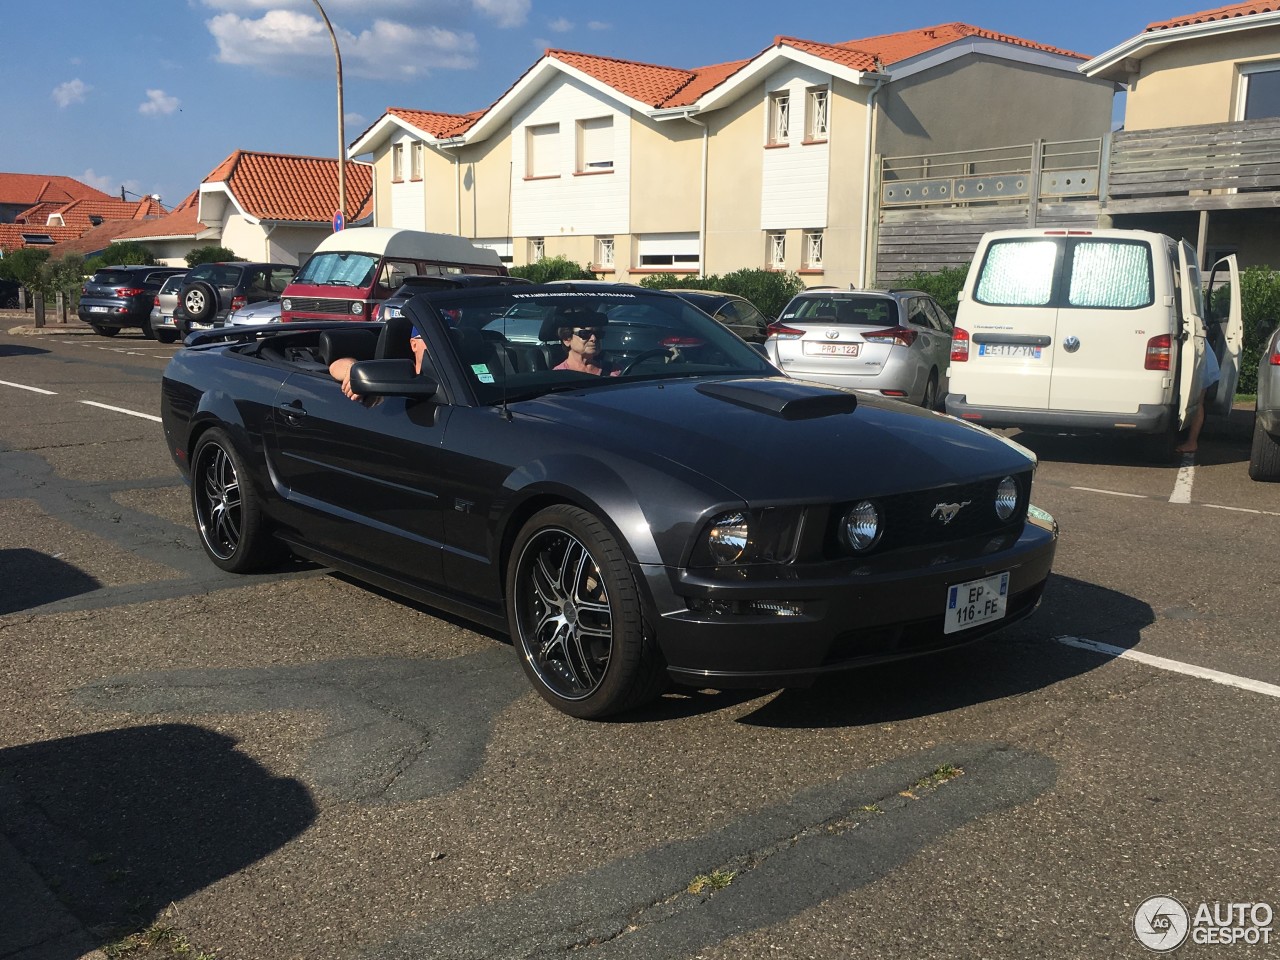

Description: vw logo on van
[1063,336,1081,353]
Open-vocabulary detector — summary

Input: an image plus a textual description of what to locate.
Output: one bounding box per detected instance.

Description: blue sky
[4,0,1192,213]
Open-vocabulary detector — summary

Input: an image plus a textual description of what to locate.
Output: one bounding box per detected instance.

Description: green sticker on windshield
[471,363,495,384]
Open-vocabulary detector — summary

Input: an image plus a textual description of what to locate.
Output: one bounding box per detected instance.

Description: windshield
[294,251,379,287]
[781,295,897,325]
[423,289,776,404]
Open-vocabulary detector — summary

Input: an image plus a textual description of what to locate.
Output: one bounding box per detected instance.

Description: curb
[6,324,100,336]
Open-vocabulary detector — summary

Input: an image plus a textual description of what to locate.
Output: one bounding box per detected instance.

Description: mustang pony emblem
[931,500,971,524]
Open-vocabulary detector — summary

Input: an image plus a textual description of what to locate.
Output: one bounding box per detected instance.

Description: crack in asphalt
[371,742,1056,960]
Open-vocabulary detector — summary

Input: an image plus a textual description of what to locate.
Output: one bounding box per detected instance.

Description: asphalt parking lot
[1,321,1276,960]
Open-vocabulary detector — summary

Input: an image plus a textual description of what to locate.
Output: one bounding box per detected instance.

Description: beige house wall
[1123,28,1280,129]
[822,77,871,288]
[875,57,1115,158]
[703,90,766,277]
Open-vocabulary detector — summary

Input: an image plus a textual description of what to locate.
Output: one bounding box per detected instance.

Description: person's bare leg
[1175,393,1205,454]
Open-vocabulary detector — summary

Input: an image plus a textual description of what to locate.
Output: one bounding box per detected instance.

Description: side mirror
[348,359,439,399]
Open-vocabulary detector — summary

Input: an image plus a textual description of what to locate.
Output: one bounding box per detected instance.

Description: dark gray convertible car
[161,283,1057,718]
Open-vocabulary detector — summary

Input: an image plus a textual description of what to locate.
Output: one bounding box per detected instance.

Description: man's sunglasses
[572,328,603,340]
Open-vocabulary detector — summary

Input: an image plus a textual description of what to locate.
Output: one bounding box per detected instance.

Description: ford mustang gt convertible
[162,283,1057,718]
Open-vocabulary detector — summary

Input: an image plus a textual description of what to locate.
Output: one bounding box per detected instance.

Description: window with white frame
[529,237,546,262]
[806,87,829,141]
[767,231,786,269]
[526,123,559,177]
[768,92,790,145]
[635,233,700,271]
[803,230,824,269]
[1242,64,1280,119]
[595,236,615,269]
[577,117,614,172]
[391,143,403,181]
[410,141,424,180]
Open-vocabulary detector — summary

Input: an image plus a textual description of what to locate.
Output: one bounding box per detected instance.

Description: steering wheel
[620,348,677,375]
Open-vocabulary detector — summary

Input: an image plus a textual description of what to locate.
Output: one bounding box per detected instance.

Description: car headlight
[281,298,291,311]
[995,476,1019,520]
[841,500,882,551]
[707,512,750,564]
[351,301,364,316]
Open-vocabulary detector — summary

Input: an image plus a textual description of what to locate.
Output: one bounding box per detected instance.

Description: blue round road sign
[333,210,345,232]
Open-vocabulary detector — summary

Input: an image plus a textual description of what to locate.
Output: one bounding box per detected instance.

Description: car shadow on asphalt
[646,573,1153,729]
[1007,407,1253,468]
[0,724,315,959]
[0,343,49,357]
[0,548,103,615]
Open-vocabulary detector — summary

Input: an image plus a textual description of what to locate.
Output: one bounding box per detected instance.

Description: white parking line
[79,400,162,423]
[1056,635,1280,699]
[0,379,58,395]
[1169,456,1196,504]
[1205,503,1280,518]
[1070,486,1148,498]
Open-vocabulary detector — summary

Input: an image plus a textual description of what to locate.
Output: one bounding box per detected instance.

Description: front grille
[287,298,354,315]
[830,471,1031,556]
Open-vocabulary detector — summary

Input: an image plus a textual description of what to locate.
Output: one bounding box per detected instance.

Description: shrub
[509,256,595,284]
[92,241,156,267]
[0,247,50,289]
[36,255,87,308]
[639,268,805,319]
[186,245,245,267]
[891,264,970,318]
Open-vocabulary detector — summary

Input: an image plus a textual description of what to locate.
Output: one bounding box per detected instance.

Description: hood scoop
[696,379,858,420]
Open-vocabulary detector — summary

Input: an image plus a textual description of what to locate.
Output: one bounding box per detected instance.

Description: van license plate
[945,571,1009,634]
[979,344,1041,358]
[806,342,860,356]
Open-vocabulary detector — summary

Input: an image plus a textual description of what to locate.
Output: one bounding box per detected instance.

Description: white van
[281,227,506,323]
[945,228,1242,457]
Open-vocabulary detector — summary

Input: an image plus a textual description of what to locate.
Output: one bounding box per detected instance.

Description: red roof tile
[46,220,167,259]
[1146,2,1279,31]
[0,223,81,253]
[662,59,753,107]
[201,150,374,222]
[0,172,112,207]
[34,197,166,231]
[386,107,482,138]
[114,192,213,242]
[845,22,1087,64]
[551,50,701,106]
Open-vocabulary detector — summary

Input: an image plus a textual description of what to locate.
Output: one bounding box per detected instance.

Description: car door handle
[278,399,308,424]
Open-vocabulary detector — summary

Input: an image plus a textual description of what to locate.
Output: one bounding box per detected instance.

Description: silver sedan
[1250,322,1280,481]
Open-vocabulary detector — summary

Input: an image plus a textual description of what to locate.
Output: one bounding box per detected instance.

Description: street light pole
[311,0,346,222]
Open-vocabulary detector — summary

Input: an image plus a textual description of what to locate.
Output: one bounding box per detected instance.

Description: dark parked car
[665,289,771,343]
[162,285,1057,718]
[0,278,20,309]
[173,261,297,335]
[78,265,187,338]
[1250,321,1280,481]
[373,273,531,323]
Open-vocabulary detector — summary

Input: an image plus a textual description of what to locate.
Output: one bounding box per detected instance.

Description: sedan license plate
[945,571,1009,634]
[805,342,861,356]
[978,344,1041,358]
[88,305,109,313]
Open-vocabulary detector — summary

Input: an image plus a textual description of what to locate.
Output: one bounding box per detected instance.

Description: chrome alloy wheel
[194,442,242,561]
[513,528,614,701]
[184,289,207,313]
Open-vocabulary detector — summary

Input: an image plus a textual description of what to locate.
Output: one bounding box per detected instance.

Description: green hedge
[1212,265,1280,395]
[890,265,970,319]
[638,269,805,320]
[509,256,595,284]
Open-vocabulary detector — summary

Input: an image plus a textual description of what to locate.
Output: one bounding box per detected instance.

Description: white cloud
[139,89,181,116]
[344,111,368,130]
[79,169,114,193]
[472,0,529,28]
[548,16,572,32]
[587,20,610,31]
[52,79,90,108]
[207,10,478,80]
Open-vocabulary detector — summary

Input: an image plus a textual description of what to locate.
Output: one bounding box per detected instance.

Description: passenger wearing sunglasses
[554,312,621,377]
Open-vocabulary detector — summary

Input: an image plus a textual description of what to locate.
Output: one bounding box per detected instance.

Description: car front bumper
[641,510,1058,687]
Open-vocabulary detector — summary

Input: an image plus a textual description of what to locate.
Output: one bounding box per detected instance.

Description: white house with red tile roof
[351,21,1115,286]
[1081,2,1280,266]
[0,172,112,224]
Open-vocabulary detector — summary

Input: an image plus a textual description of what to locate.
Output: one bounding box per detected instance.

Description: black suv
[173,261,297,335]
[78,265,187,337]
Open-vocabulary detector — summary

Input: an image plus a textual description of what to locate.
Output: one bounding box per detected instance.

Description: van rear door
[1046,237,1162,415]
[1205,254,1243,417]
[1176,242,1208,430]
[963,237,1060,410]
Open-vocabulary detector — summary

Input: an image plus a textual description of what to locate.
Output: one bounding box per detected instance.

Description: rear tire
[921,371,939,410]
[89,324,119,337]
[156,329,178,345]
[141,315,156,340]
[506,505,666,718]
[190,427,285,573]
[1248,413,1280,481]
[181,281,218,324]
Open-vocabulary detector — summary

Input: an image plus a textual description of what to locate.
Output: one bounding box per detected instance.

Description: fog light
[842,500,882,551]
[995,477,1019,520]
[746,600,804,617]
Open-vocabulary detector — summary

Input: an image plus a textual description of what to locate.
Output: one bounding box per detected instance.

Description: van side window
[975,240,1056,306]
[1067,241,1153,309]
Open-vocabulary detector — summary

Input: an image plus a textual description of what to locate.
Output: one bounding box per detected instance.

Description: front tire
[190,427,284,572]
[156,329,178,345]
[1248,413,1280,481]
[506,505,665,718]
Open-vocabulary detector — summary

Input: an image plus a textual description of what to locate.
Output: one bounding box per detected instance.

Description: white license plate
[88,305,109,313]
[805,342,861,356]
[979,344,1041,358]
[945,571,1009,634]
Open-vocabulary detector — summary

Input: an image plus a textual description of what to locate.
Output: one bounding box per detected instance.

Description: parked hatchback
[766,288,954,408]
[78,265,187,338]
[172,261,297,335]
[1250,321,1280,481]
[148,271,190,344]
[665,289,771,343]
